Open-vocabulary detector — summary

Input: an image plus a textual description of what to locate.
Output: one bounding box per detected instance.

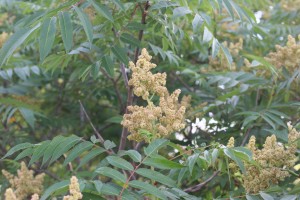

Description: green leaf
[112,0,125,11]
[40,180,69,200]
[143,157,184,169]
[2,142,34,159]
[39,17,57,62]
[223,148,245,173]
[136,168,177,187]
[76,147,106,170]
[122,150,142,162]
[42,136,66,167]
[261,114,276,129]
[246,195,261,200]
[223,0,235,20]
[101,55,114,77]
[111,45,128,64]
[120,33,141,47]
[279,195,298,200]
[105,115,122,124]
[150,1,179,10]
[259,192,274,200]
[0,23,40,66]
[220,43,233,68]
[49,135,81,165]
[29,140,51,166]
[63,141,93,166]
[15,148,34,161]
[104,140,116,150]
[58,11,73,52]
[93,180,103,193]
[74,6,93,44]
[107,156,134,171]
[129,180,167,200]
[89,0,114,22]
[243,54,278,76]
[188,153,200,174]
[19,108,36,128]
[144,139,169,157]
[172,6,192,19]
[96,167,126,183]
[212,38,220,59]
[192,14,203,32]
[203,26,213,42]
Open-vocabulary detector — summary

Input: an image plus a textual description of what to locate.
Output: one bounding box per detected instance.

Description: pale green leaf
[58,11,73,52]
[39,17,57,62]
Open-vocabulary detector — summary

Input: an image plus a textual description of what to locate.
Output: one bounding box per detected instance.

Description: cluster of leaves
[0,0,299,199]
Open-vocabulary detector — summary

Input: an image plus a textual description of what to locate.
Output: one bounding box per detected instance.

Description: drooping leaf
[101,55,114,77]
[0,23,40,66]
[188,153,200,174]
[15,148,34,161]
[40,180,69,200]
[120,33,141,47]
[172,7,192,19]
[58,11,73,52]
[39,17,57,62]
[89,0,114,22]
[74,6,93,44]
[2,142,34,159]
[111,45,128,64]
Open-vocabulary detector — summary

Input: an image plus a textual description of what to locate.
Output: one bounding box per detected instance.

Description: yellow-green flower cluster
[265,35,300,73]
[281,0,300,11]
[63,176,83,200]
[0,32,8,48]
[122,48,190,142]
[243,128,299,193]
[128,48,167,100]
[2,162,45,200]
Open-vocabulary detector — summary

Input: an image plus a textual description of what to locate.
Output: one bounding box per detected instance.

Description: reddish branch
[119,1,150,151]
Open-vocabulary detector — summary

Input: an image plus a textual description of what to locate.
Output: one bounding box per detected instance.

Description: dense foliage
[0,0,300,199]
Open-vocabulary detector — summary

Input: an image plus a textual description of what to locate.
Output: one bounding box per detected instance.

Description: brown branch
[171,72,193,92]
[118,1,150,151]
[184,171,220,193]
[79,100,105,144]
[241,128,252,146]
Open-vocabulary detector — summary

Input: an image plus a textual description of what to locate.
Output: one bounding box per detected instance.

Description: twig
[184,171,220,193]
[118,1,150,151]
[171,72,193,92]
[79,100,105,144]
[241,128,251,146]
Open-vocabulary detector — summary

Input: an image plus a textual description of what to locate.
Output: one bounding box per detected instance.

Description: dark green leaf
[101,55,114,77]
[15,148,34,161]
[136,168,177,187]
[76,147,106,170]
[96,167,126,183]
[29,140,51,166]
[63,141,93,166]
[120,33,141,47]
[40,180,69,200]
[111,45,128,64]
[129,180,167,200]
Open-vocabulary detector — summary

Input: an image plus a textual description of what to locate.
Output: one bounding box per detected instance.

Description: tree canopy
[0,0,300,199]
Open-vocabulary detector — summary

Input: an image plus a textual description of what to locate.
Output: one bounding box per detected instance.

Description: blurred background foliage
[0,0,299,199]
